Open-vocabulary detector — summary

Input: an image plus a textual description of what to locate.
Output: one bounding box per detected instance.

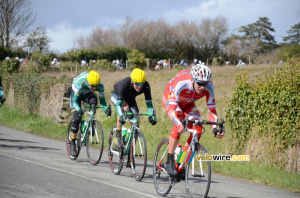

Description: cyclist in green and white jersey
[70,70,111,158]
[0,75,5,106]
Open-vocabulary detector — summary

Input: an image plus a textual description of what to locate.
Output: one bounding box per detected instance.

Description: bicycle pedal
[195,142,200,149]
[193,174,205,178]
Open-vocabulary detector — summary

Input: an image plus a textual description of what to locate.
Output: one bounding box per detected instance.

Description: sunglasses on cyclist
[194,79,209,86]
[133,81,144,86]
[88,83,98,88]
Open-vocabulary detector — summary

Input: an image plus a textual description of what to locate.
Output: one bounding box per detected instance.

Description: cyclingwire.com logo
[196,153,250,161]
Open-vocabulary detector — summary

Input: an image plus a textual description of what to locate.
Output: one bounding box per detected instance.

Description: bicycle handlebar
[122,110,156,124]
[124,111,153,117]
[83,104,108,110]
[82,104,111,117]
[182,117,225,133]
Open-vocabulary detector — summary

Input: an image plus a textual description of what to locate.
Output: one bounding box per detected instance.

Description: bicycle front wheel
[153,138,172,196]
[86,120,104,165]
[130,129,147,181]
[185,145,211,198]
[108,127,124,175]
[66,119,81,160]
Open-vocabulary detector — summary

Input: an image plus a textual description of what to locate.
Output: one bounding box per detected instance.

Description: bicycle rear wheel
[108,126,124,175]
[153,138,172,196]
[66,119,81,160]
[185,145,211,198]
[86,120,104,165]
[130,129,147,181]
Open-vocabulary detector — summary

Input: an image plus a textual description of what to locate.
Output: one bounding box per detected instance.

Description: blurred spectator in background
[236,60,246,67]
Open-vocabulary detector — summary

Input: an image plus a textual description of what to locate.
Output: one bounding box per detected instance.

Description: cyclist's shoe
[126,155,131,168]
[126,160,131,168]
[180,167,186,180]
[70,144,77,158]
[165,161,178,176]
[115,130,123,148]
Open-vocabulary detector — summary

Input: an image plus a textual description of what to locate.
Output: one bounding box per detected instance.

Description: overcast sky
[31,0,300,54]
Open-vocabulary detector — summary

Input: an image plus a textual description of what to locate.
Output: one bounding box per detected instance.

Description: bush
[59,61,79,73]
[91,59,116,71]
[226,54,300,170]
[30,50,51,66]
[0,58,20,77]
[126,49,147,70]
[0,46,13,60]
[96,46,129,61]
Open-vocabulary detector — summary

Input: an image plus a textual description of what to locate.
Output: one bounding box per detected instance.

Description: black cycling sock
[167,153,174,163]
[71,139,76,145]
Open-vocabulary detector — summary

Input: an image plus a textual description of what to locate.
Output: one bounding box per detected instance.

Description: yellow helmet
[87,70,100,86]
[131,68,146,83]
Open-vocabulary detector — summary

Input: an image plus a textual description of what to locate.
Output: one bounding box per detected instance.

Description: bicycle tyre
[66,119,81,160]
[108,126,124,175]
[130,129,147,181]
[185,144,211,198]
[153,138,172,196]
[86,120,104,165]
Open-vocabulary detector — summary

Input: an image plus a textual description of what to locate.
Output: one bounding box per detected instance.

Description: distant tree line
[0,0,299,66]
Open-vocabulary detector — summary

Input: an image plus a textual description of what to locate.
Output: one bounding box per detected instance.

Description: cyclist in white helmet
[162,64,224,176]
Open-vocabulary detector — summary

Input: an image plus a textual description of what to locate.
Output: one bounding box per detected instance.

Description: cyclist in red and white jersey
[162,64,224,176]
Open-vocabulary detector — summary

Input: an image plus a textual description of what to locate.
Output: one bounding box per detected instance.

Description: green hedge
[226,54,300,169]
[2,73,71,114]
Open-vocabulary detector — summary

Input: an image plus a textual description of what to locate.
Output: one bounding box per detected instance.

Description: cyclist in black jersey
[111,68,157,149]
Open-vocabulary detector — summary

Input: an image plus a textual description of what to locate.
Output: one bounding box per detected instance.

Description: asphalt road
[0,125,299,198]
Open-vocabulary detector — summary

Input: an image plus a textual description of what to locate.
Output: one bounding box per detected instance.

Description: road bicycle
[108,111,155,181]
[66,104,110,165]
[153,116,225,197]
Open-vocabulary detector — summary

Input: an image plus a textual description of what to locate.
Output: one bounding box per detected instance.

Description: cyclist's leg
[162,96,183,156]
[182,105,202,150]
[162,91,184,176]
[70,90,82,157]
[126,101,139,167]
[111,93,129,148]
[165,107,185,176]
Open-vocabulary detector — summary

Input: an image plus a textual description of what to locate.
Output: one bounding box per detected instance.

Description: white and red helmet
[191,64,212,82]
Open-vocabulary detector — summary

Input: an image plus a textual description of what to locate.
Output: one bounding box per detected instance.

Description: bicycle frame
[110,112,152,157]
[157,117,224,176]
[80,104,107,144]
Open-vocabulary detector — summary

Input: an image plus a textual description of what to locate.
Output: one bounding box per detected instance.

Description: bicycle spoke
[130,129,147,181]
[108,127,123,175]
[186,145,211,198]
[153,138,172,196]
[86,121,104,165]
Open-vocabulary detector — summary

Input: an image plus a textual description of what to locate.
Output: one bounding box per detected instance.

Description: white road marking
[0,152,157,198]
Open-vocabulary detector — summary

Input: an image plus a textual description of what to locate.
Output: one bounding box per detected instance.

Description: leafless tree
[0,0,36,49]
[76,35,87,49]
[89,27,120,48]
[197,16,229,60]
[76,16,230,63]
